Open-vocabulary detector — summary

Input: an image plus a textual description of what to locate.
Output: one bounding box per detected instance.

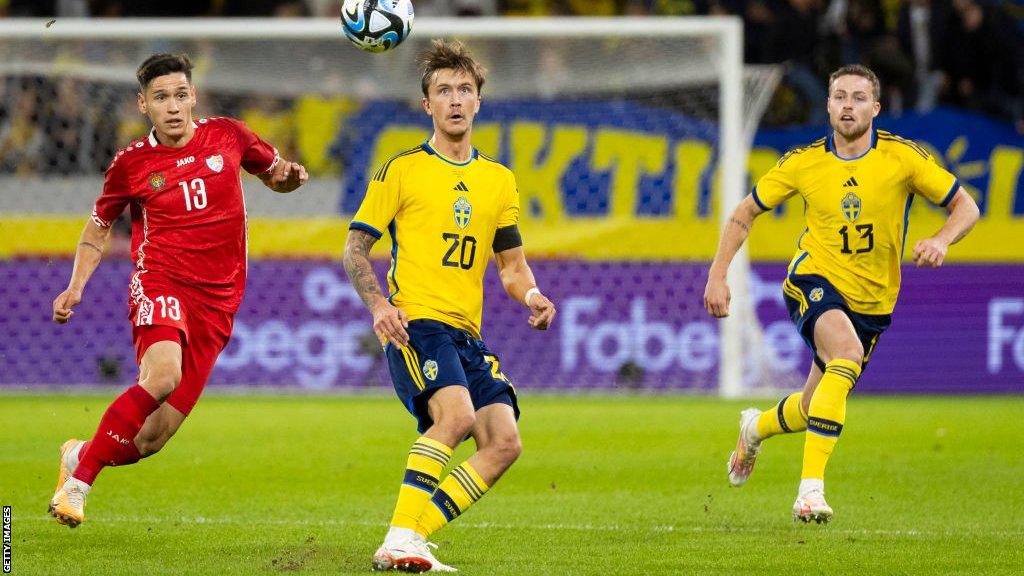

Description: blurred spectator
[39,77,89,174]
[943,0,1023,130]
[0,79,43,175]
[760,0,829,125]
[240,95,298,163]
[823,0,913,114]
[4,0,56,16]
[897,0,951,112]
[100,0,212,16]
[218,0,308,17]
[413,0,497,16]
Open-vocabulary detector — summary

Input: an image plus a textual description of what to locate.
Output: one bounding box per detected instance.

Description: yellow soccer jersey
[753,129,959,315]
[350,142,520,337]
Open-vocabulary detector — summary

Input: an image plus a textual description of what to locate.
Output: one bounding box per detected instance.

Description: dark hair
[136,53,193,90]
[419,39,486,96]
[828,64,880,101]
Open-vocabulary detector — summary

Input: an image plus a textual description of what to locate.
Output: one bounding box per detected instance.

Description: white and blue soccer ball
[340,0,415,53]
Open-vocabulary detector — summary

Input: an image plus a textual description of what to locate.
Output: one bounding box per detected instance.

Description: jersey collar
[826,128,877,161]
[147,121,200,147]
[421,141,478,166]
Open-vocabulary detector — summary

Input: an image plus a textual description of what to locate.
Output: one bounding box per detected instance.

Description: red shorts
[129,273,234,416]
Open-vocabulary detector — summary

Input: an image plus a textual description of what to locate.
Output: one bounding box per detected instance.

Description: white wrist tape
[524,287,542,307]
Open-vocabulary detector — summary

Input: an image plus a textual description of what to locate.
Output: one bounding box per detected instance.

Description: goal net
[0,17,797,395]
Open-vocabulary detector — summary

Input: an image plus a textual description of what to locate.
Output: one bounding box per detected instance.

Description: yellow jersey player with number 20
[343,39,556,573]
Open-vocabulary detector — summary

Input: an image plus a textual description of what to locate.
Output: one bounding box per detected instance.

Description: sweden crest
[453,196,472,230]
[841,192,861,222]
[809,287,824,302]
[422,359,439,381]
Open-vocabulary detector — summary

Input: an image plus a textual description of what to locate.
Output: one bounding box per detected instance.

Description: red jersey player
[48,53,308,528]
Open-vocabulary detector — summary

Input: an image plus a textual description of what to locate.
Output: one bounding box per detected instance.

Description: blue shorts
[782,273,891,373]
[385,319,520,433]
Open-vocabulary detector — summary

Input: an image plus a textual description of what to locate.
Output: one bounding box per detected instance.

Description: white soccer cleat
[421,541,457,573]
[371,537,458,573]
[793,489,834,524]
[727,408,763,487]
[49,477,89,528]
[373,536,459,573]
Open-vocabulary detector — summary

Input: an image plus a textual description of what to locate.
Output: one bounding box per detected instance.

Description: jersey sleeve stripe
[750,186,770,211]
[386,220,401,303]
[787,251,810,278]
[900,194,915,259]
[878,134,929,159]
[777,137,826,168]
[349,221,383,239]
[374,147,424,182]
[939,179,960,207]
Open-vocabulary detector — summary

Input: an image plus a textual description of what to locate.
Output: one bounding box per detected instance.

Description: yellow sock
[415,462,490,539]
[801,359,861,480]
[756,392,808,439]
[389,436,453,531]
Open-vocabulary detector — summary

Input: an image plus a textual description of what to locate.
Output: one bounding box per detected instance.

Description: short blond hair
[828,64,880,101]
[419,39,487,96]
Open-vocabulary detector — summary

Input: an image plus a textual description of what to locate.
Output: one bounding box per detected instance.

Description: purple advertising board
[1,258,1022,394]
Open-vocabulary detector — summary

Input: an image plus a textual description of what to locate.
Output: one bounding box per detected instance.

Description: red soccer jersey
[93,117,278,312]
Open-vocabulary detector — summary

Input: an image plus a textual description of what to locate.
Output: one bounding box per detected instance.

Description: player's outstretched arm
[258,158,309,193]
[704,194,766,318]
[342,229,409,347]
[494,246,556,330]
[913,187,980,268]
[52,218,112,324]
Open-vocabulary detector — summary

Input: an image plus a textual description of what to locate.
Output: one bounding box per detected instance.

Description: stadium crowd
[0,0,1021,175]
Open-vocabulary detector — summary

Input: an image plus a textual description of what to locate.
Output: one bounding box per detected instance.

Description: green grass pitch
[3,393,1022,575]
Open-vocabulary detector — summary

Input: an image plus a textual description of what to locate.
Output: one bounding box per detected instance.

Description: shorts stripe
[406,346,428,389]
[783,279,808,315]
[863,334,881,363]
[399,346,425,391]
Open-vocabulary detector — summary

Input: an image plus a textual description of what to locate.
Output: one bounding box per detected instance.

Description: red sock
[73,384,159,485]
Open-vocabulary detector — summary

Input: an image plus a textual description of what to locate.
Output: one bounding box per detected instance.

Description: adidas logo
[842,177,859,187]
[453,181,469,192]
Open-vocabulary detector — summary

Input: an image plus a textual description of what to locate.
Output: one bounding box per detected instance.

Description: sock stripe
[827,365,860,379]
[430,488,462,521]
[825,368,859,387]
[409,449,449,467]
[412,442,451,460]
[776,397,792,433]
[410,443,451,464]
[808,416,844,437]
[402,469,439,494]
[450,466,484,501]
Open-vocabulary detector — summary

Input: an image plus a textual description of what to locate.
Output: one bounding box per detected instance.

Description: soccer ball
[340,0,415,53]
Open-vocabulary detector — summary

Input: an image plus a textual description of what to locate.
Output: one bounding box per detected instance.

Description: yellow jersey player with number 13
[343,40,556,572]
[704,65,979,523]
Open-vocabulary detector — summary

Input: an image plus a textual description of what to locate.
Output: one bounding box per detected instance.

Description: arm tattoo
[729,217,750,233]
[343,230,385,310]
[79,241,103,254]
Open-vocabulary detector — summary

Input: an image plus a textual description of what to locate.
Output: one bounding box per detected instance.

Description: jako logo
[176,156,195,167]
[106,430,130,445]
